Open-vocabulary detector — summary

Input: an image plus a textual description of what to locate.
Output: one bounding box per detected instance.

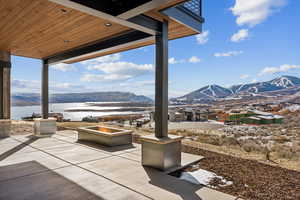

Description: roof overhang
[48,0,167,35]
[0,0,204,63]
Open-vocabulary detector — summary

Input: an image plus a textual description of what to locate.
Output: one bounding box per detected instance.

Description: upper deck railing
[161,0,203,32]
[182,0,202,17]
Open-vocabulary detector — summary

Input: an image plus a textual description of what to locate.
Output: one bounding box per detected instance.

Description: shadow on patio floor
[0,161,105,200]
[144,166,204,200]
[0,136,38,161]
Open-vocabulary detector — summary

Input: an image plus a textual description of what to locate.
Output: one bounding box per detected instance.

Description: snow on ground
[179,169,233,188]
[285,105,300,112]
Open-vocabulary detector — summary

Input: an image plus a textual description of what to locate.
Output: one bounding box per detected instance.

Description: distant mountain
[231,76,300,94]
[12,92,153,106]
[12,93,41,106]
[172,76,300,103]
[269,76,300,88]
[175,84,233,102]
[230,81,282,94]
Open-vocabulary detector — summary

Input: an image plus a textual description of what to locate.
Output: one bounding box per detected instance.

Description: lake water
[12,102,142,121]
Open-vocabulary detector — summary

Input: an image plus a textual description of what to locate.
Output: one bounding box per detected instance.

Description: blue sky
[11,0,300,98]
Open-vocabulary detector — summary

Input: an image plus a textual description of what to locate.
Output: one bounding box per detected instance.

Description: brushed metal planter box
[34,118,57,137]
[0,120,11,138]
[141,135,183,171]
[77,126,132,147]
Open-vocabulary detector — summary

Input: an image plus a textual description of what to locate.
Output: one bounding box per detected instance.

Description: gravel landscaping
[182,144,300,200]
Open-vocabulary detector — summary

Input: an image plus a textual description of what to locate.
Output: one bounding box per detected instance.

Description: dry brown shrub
[240,140,266,153]
[196,134,224,146]
[272,144,300,160]
[272,135,291,143]
[220,135,240,146]
[169,129,197,137]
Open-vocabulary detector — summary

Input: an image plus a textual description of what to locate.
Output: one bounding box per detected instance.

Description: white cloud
[214,51,243,57]
[195,30,209,45]
[231,29,249,42]
[51,63,77,72]
[12,79,40,92]
[169,57,186,64]
[240,74,249,79]
[80,53,153,83]
[231,0,286,27]
[258,64,300,76]
[188,56,201,63]
[80,53,121,65]
[12,79,87,93]
[120,80,155,87]
[169,57,179,64]
[53,83,85,90]
[80,74,132,82]
[87,62,153,76]
[82,61,153,82]
[251,79,258,83]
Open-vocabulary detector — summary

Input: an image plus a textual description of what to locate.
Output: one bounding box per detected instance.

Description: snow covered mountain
[230,76,300,94]
[269,76,300,88]
[174,84,233,102]
[230,82,281,94]
[172,76,300,103]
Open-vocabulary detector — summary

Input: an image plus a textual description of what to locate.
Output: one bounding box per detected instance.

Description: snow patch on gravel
[179,169,233,187]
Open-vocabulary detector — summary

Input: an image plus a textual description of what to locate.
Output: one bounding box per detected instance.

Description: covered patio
[0,0,206,170]
[0,131,237,200]
[0,0,239,199]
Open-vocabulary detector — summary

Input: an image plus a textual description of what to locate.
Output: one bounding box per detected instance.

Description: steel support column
[155,20,168,138]
[0,51,11,119]
[41,60,49,119]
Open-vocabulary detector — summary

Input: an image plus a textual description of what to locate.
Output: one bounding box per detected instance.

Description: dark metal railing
[160,0,203,33]
[182,0,202,17]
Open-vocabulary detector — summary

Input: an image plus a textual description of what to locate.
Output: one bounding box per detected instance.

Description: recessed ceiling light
[104,22,112,27]
[61,9,68,13]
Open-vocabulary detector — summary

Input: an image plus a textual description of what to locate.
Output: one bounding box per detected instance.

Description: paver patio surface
[0,131,238,200]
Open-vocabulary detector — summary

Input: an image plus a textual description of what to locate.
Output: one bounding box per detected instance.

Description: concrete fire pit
[77,126,132,147]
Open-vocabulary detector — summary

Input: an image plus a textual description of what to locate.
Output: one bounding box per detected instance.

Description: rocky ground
[168,112,300,171]
[7,120,300,200]
[182,143,300,200]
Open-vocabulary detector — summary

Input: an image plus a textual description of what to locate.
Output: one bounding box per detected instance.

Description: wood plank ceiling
[0,0,197,63]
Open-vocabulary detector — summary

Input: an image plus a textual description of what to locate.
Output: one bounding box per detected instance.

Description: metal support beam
[155,20,168,138]
[49,0,161,35]
[42,61,49,119]
[0,51,11,119]
[117,0,175,19]
[44,30,153,65]
[70,0,152,16]
[128,15,162,33]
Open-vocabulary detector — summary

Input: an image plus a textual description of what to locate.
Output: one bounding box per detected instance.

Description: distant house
[219,109,284,125]
[241,116,262,125]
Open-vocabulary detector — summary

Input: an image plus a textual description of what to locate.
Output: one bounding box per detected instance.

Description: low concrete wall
[0,119,11,138]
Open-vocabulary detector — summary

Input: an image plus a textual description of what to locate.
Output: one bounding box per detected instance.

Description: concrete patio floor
[0,130,238,200]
